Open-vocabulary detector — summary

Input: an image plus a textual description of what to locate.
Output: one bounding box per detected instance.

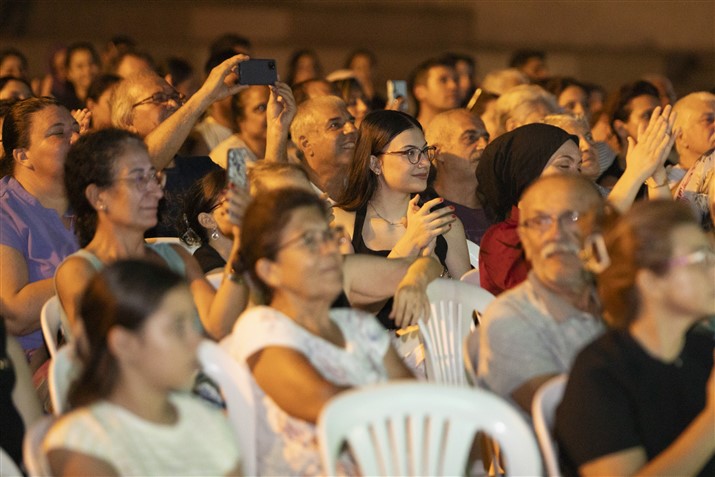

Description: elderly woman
[0,98,79,361]
[224,188,415,476]
[44,260,243,476]
[556,200,715,476]
[55,128,247,341]
[334,109,470,327]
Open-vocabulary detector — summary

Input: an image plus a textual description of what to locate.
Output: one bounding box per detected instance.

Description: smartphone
[386,80,408,105]
[238,59,278,85]
[227,147,250,189]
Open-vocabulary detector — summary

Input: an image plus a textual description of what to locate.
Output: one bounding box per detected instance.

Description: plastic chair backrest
[532,374,568,477]
[418,301,473,385]
[23,415,55,477]
[0,447,22,477]
[466,239,480,268]
[48,345,79,416]
[460,268,480,285]
[318,381,542,477]
[425,278,494,324]
[41,296,63,359]
[197,340,256,476]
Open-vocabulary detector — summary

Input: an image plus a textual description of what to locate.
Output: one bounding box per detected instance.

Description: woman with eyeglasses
[44,260,243,476]
[0,97,79,365]
[556,200,715,477]
[334,109,470,328]
[55,128,247,345]
[224,187,414,476]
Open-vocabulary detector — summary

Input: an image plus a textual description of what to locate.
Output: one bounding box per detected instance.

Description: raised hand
[397,195,455,255]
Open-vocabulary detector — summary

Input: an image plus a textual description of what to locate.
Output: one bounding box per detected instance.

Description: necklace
[368,201,405,227]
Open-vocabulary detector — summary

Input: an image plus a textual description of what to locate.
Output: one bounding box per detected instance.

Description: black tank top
[350,203,449,329]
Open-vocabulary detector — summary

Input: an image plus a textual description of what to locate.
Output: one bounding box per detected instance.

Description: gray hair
[494,84,559,137]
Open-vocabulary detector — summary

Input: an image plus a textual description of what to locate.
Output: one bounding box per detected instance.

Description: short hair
[605,80,659,129]
[86,73,121,102]
[542,112,589,134]
[509,49,545,69]
[442,52,475,73]
[204,48,236,76]
[64,41,101,70]
[291,78,337,105]
[1,97,62,176]
[290,95,345,148]
[110,70,160,129]
[209,33,252,57]
[64,128,146,246]
[285,49,323,86]
[164,57,194,86]
[0,48,28,77]
[599,200,698,329]
[231,85,269,131]
[493,84,559,137]
[0,76,32,98]
[542,76,587,99]
[408,56,456,98]
[240,188,329,300]
[248,161,310,196]
[480,68,529,96]
[337,109,422,210]
[68,259,185,408]
[108,49,156,76]
[344,49,377,69]
[425,108,483,148]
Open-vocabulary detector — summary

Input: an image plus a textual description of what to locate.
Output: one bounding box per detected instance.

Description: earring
[97,204,106,211]
[211,228,220,241]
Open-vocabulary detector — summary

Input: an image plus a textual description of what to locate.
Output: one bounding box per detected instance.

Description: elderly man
[408,57,461,128]
[474,174,605,414]
[669,91,715,228]
[492,84,560,139]
[425,109,490,244]
[110,54,247,235]
[289,95,357,201]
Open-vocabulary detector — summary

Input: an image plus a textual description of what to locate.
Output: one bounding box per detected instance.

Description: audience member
[0,98,79,360]
[209,33,253,56]
[492,84,560,139]
[0,48,29,80]
[291,78,338,105]
[642,73,677,107]
[509,48,549,81]
[85,73,121,130]
[110,50,155,78]
[44,260,243,476]
[476,174,605,413]
[543,76,590,118]
[556,200,715,477]
[61,41,101,110]
[334,109,470,327]
[285,49,323,86]
[345,49,385,110]
[56,128,246,341]
[328,74,370,128]
[442,52,477,107]
[408,57,460,127]
[224,188,414,475]
[290,95,357,201]
[0,76,33,101]
[476,123,581,295]
[163,56,200,100]
[425,108,491,244]
[480,68,529,96]
[542,113,603,181]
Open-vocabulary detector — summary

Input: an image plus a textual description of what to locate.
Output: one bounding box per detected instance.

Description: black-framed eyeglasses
[276,226,346,253]
[519,210,582,232]
[114,169,166,192]
[131,91,186,109]
[381,145,437,164]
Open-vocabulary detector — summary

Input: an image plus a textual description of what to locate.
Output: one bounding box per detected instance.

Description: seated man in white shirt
[474,174,605,414]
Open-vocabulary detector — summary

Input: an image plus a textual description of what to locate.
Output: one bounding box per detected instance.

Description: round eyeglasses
[381,145,436,164]
[276,226,346,253]
[114,169,165,192]
[131,91,186,109]
[519,210,582,232]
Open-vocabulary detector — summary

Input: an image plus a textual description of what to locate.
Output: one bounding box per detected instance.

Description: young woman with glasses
[55,128,247,345]
[333,109,470,328]
[556,200,715,477]
[224,187,414,476]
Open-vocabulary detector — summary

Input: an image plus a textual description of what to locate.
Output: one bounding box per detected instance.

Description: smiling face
[303,100,357,169]
[67,48,99,93]
[20,105,79,181]
[261,205,344,303]
[541,139,582,177]
[97,140,164,231]
[373,127,431,194]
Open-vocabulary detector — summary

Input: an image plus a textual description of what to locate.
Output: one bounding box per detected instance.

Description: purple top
[442,198,490,245]
[0,176,78,350]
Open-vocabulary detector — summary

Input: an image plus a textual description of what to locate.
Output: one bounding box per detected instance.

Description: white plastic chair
[41,295,63,359]
[419,279,495,384]
[23,415,55,477]
[460,268,480,285]
[317,381,542,477]
[197,340,256,476]
[532,374,568,477]
[466,239,480,268]
[0,447,22,477]
[206,271,223,289]
[48,344,80,416]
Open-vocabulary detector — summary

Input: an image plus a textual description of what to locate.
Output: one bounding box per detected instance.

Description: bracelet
[645,177,669,189]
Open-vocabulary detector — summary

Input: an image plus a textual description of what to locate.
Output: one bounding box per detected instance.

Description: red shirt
[478,206,530,295]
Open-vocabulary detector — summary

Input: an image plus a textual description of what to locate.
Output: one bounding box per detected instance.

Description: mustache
[540,241,581,260]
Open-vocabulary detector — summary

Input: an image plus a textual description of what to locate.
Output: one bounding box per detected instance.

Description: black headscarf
[476,123,578,223]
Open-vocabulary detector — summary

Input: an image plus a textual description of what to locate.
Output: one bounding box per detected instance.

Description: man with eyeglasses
[109,54,248,236]
[471,174,605,416]
[425,109,490,244]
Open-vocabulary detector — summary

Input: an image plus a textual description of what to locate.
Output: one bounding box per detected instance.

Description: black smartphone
[238,59,278,85]
[227,147,250,189]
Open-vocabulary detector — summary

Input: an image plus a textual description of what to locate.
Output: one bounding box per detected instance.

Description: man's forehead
[522,182,599,214]
[313,103,347,122]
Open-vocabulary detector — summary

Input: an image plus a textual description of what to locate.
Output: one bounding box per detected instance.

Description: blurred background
[1,0,713,96]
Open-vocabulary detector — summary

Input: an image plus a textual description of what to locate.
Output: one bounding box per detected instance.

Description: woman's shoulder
[227,306,307,360]
[43,402,112,451]
[331,206,357,239]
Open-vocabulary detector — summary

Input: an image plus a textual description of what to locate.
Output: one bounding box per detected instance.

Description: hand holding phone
[238,59,278,85]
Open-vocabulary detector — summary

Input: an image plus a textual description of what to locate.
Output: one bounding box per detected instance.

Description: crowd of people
[1,32,714,477]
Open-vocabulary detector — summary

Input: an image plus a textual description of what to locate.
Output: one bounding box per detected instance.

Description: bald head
[672,91,715,164]
[426,108,489,176]
[521,173,603,216]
